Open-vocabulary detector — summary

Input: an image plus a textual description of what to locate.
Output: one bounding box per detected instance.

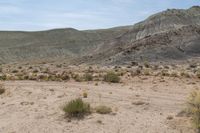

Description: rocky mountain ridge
[0,6,199,65]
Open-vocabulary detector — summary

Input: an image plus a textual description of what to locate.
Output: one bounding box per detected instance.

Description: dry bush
[83,73,93,81]
[0,75,7,80]
[196,69,200,78]
[32,69,39,73]
[95,105,112,114]
[131,69,141,77]
[0,84,5,95]
[63,98,91,118]
[82,91,88,98]
[187,90,200,132]
[160,70,170,76]
[12,69,19,73]
[73,74,83,82]
[170,71,179,77]
[143,68,151,76]
[180,71,191,78]
[103,72,120,83]
[144,61,150,68]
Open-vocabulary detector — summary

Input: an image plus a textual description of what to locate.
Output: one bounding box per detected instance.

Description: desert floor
[0,76,197,133]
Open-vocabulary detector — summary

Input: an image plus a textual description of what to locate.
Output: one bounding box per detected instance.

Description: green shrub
[187,90,200,132]
[83,73,93,81]
[95,105,112,114]
[63,98,91,118]
[103,72,120,83]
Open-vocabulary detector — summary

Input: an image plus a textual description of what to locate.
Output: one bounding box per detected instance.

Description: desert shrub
[0,84,5,95]
[28,74,37,80]
[83,73,93,81]
[12,70,18,73]
[73,74,83,82]
[32,69,39,73]
[23,75,29,80]
[131,69,141,77]
[196,69,200,78]
[61,74,70,81]
[0,67,2,73]
[42,68,49,73]
[37,75,49,81]
[63,98,91,118]
[180,71,190,78]
[103,72,120,83]
[0,75,7,80]
[143,68,151,76]
[56,64,62,68]
[144,61,150,68]
[95,105,112,114]
[82,91,88,98]
[28,66,33,69]
[170,71,179,77]
[160,70,170,76]
[187,90,200,132]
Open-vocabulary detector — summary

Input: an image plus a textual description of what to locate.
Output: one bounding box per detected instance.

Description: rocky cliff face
[0,6,199,65]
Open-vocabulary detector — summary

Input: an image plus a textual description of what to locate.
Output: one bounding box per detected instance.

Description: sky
[0,0,199,31]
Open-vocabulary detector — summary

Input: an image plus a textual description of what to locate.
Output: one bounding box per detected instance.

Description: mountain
[0,6,200,65]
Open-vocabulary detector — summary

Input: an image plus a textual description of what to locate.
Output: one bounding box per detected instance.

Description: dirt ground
[0,76,198,133]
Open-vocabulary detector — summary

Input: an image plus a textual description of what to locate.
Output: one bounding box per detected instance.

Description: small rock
[167,115,174,120]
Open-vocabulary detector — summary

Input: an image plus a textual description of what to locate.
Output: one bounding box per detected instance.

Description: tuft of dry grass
[0,84,5,95]
[103,72,120,83]
[95,105,112,114]
[63,98,91,118]
[187,90,200,132]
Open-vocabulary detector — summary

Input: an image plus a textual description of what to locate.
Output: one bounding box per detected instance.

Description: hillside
[0,6,199,65]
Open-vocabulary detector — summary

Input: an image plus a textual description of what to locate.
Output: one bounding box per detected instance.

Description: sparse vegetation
[83,73,93,81]
[180,71,190,78]
[0,75,6,80]
[95,105,112,114]
[63,98,91,118]
[82,91,88,98]
[12,70,18,73]
[32,69,39,73]
[196,69,200,78]
[187,90,200,132]
[73,74,83,82]
[0,84,5,95]
[143,68,151,76]
[103,72,120,83]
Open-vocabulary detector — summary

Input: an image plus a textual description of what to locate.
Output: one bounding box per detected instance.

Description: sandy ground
[0,76,197,133]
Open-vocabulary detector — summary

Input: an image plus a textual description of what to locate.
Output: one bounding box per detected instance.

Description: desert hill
[0,6,199,65]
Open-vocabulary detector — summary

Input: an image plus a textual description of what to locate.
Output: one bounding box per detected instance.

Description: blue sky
[0,0,199,31]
